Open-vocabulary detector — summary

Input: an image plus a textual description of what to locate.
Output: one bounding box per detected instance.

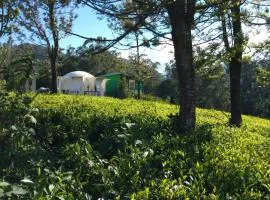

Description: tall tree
[77,0,198,132]
[166,0,196,131]
[18,0,76,93]
[228,1,244,126]
[216,1,244,126]
[194,0,270,126]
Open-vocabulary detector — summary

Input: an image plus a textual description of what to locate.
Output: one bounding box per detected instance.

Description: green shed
[97,72,143,97]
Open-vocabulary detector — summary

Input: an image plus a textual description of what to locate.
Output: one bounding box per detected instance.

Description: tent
[57,71,96,94]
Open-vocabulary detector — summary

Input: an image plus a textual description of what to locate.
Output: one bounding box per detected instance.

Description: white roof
[62,71,95,79]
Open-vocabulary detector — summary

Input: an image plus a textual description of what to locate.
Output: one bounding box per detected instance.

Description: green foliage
[241,61,270,118]
[0,1,20,37]
[3,55,33,91]
[59,47,127,76]
[0,92,37,199]
[0,94,269,199]
[156,79,179,103]
[0,181,28,199]
[118,76,129,99]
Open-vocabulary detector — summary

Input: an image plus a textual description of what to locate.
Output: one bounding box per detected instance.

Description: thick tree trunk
[167,0,196,132]
[50,53,57,93]
[229,60,242,126]
[48,1,59,94]
[230,4,243,126]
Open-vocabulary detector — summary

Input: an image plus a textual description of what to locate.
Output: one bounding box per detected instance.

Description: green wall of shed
[104,74,121,97]
[99,72,143,97]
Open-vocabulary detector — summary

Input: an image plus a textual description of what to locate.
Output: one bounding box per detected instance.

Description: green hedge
[0,93,269,199]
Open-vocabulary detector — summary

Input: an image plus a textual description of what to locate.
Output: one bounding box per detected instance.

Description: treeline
[1,41,269,119]
[0,43,163,95]
[161,58,270,119]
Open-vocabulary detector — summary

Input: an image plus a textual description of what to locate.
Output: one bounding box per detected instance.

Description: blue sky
[60,6,113,49]
[59,6,173,73]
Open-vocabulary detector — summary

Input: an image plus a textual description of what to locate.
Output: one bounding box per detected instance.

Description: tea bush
[0,93,269,199]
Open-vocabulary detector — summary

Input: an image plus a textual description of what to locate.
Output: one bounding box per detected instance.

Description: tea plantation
[0,93,269,199]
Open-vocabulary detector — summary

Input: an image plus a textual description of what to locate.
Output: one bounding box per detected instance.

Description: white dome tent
[57,71,96,95]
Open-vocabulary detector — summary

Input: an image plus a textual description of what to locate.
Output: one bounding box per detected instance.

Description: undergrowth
[0,93,269,199]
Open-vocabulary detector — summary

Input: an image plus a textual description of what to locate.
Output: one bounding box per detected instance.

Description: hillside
[1,93,269,199]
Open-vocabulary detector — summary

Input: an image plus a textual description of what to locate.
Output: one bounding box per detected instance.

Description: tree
[76,0,198,132]
[194,46,230,111]
[18,0,77,93]
[156,79,178,102]
[126,54,160,99]
[218,0,270,125]
[218,0,244,126]
[166,0,196,131]
[193,0,270,126]
[3,55,33,91]
[0,1,20,78]
[0,43,34,91]
[241,59,270,118]
[59,45,127,76]
[0,0,19,38]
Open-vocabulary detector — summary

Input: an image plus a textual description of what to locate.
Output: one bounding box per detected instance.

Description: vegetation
[0,1,19,38]
[0,93,269,199]
[1,0,269,130]
[0,1,270,198]
[161,57,270,119]
[79,0,270,130]
[18,0,77,93]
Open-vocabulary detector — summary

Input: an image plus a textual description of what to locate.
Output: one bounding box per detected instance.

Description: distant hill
[12,43,48,60]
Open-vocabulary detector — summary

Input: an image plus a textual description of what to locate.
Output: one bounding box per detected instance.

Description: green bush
[0,94,269,199]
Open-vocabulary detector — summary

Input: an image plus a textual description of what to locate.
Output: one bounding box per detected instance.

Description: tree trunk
[135,31,141,99]
[50,53,57,93]
[48,1,59,94]
[167,0,196,132]
[229,60,242,126]
[230,4,243,126]
[137,81,141,99]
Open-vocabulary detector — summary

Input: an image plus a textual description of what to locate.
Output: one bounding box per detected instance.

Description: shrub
[0,94,269,199]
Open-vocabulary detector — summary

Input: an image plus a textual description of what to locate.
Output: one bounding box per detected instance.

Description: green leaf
[25,114,37,125]
[21,178,34,184]
[0,181,10,187]
[11,185,28,195]
[49,184,54,192]
[0,188,4,198]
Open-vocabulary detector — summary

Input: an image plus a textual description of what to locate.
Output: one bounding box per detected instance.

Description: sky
[59,5,270,74]
[59,6,174,73]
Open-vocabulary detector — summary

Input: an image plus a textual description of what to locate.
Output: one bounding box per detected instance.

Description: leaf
[0,181,10,187]
[135,140,142,145]
[11,185,28,195]
[125,122,135,128]
[49,184,54,192]
[183,181,191,186]
[117,134,126,138]
[143,151,149,157]
[0,188,4,197]
[25,114,37,125]
[10,125,17,131]
[21,178,34,184]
